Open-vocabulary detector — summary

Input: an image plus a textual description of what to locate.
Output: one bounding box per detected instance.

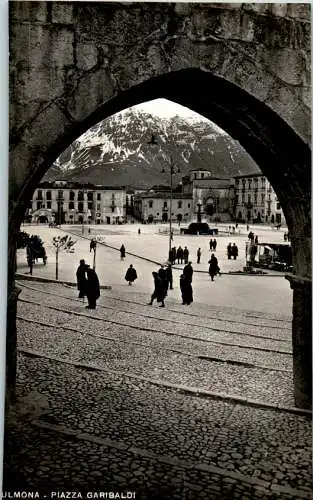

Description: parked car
[253,243,292,272]
[180,223,218,235]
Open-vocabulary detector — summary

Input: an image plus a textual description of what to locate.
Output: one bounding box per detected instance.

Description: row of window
[35,190,117,201]
[235,195,281,210]
[34,201,119,212]
[147,200,190,209]
[235,177,267,188]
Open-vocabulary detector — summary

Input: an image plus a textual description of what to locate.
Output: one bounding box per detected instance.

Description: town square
[7,2,311,499]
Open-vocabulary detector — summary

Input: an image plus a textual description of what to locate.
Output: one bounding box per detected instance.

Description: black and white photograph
[6,1,311,498]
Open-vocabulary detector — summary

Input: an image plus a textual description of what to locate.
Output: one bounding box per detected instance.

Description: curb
[15,273,112,290]
[30,422,312,498]
[19,348,312,417]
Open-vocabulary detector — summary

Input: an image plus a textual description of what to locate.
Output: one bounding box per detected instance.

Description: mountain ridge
[44,108,260,188]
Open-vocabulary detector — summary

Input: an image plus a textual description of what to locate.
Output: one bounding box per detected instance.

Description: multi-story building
[182,168,235,222]
[27,180,126,224]
[233,173,286,224]
[133,189,193,223]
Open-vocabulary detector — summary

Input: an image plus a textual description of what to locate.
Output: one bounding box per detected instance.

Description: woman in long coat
[208,254,219,282]
[180,274,193,305]
[148,272,165,307]
[125,264,137,285]
[120,244,126,260]
[85,268,100,309]
[76,259,87,298]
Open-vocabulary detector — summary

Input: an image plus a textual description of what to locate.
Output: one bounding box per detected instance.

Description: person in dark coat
[171,247,177,264]
[125,264,137,285]
[120,244,126,260]
[158,265,169,296]
[166,263,173,290]
[183,246,189,264]
[76,259,88,298]
[183,261,193,283]
[197,248,201,264]
[209,239,213,251]
[227,242,232,260]
[208,254,219,281]
[148,272,165,307]
[176,246,183,264]
[232,243,238,260]
[180,274,193,305]
[254,235,259,245]
[212,238,217,251]
[90,239,96,252]
[85,267,100,309]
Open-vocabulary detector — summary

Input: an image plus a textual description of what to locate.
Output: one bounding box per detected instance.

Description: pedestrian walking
[212,238,217,251]
[90,239,96,252]
[158,265,169,296]
[85,267,100,309]
[183,246,189,264]
[148,271,165,307]
[232,243,238,260]
[208,254,219,281]
[138,228,141,235]
[177,246,183,264]
[120,244,126,260]
[180,274,193,305]
[254,235,259,245]
[166,263,173,290]
[209,239,213,251]
[76,259,88,299]
[197,248,201,264]
[247,224,250,232]
[125,264,137,286]
[183,261,193,283]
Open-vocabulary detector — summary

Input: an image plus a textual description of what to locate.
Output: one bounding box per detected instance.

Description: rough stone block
[270,4,288,18]
[266,48,306,86]
[77,43,98,71]
[66,68,117,123]
[13,1,47,22]
[21,102,71,148]
[287,4,310,21]
[11,25,74,68]
[15,64,66,102]
[52,3,74,24]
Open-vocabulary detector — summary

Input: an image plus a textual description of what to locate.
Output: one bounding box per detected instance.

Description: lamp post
[161,158,180,258]
[81,185,86,235]
[148,135,180,259]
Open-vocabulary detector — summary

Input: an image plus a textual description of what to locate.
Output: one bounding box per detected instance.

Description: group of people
[209,238,217,251]
[168,246,190,265]
[227,242,239,260]
[76,259,100,309]
[148,263,174,307]
[248,232,258,245]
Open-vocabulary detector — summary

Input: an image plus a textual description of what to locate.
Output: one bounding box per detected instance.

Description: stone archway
[9,2,311,407]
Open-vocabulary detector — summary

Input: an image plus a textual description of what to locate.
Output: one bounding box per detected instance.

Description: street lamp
[148,135,180,259]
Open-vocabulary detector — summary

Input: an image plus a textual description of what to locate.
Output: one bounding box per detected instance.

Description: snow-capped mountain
[44,108,259,187]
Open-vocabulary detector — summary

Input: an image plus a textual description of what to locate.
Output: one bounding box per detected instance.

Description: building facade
[182,169,236,222]
[27,181,126,224]
[234,173,286,224]
[133,190,193,223]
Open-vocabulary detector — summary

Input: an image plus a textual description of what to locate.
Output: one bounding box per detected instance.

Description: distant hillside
[44,109,260,188]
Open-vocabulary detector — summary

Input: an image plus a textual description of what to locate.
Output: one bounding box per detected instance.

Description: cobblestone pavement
[4,281,312,499]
